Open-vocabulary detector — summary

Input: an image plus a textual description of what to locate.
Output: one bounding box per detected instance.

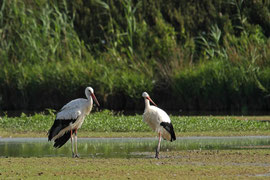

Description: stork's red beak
[91,93,100,106]
[147,97,157,106]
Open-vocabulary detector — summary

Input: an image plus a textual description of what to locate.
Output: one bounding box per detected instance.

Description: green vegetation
[1,150,270,179]
[1,111,270,137]
[0,0,270,112]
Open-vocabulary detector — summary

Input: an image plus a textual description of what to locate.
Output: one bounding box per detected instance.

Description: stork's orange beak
[91,93,100,106]
[147,97,157,106]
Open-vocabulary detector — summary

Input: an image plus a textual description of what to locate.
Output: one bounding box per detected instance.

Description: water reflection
[0,136,270,158]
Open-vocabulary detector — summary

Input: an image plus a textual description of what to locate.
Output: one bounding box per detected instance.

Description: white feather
[51,89,95,141]
[56,98,88,120]
[143,106,170,132]
[142,92,173,141]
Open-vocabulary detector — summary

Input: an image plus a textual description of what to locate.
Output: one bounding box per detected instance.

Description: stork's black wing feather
[53,130,75,148]
[160,122,176,142]
[48,119,76,141]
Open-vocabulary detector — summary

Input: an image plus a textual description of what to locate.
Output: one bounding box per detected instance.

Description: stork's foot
[72,153,80,158]
[155,149,160,159]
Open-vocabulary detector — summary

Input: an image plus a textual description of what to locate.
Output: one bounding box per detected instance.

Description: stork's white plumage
[142,92,176,159]
[48,87,100,158]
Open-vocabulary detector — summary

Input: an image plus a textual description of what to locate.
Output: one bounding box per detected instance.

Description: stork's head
[85,87,100,106]
[142,92,149,98]
[87,87,94,94]
[142,92,157,106]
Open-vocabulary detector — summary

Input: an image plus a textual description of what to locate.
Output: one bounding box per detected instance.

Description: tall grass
[0,0,154,110]
[172,59,270,112]
[1,0,270,112]
[196,25,227,59]
[0,0,85,64]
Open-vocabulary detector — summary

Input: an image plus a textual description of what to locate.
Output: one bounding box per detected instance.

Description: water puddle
[0,136,270,158]
[256,172,270,177]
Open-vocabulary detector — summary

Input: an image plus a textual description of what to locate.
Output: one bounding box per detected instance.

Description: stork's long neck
[86,94,93,114]
[88,95,93,104]
[144,98,150,110]
[86,93,93,106]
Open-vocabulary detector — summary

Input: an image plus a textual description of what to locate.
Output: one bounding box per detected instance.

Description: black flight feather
[53,130,74,148]
[48,119,76,144]
[160,122,176,142]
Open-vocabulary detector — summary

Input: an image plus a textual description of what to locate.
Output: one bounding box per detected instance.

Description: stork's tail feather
[53,130,73,148]
[160,122,176,142]
[48,119,76,141]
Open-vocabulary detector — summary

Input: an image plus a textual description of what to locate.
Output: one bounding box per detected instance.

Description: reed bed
[0,0,270,112]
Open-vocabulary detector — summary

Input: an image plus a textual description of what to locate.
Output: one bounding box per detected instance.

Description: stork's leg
[155,132,162,159]
[74,129,79,158]
[71,129,75,158]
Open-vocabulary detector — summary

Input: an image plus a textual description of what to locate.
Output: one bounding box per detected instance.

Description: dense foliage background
[1,0,270,114]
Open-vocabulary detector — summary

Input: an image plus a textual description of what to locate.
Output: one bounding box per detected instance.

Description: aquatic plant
[1,111,270,133]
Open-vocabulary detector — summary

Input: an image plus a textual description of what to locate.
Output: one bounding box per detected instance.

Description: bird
[48,87,100,158]
[142,92,176,159]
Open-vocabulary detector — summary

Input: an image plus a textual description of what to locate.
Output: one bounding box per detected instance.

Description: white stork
[142,92,176,159]
[48,87,100,158]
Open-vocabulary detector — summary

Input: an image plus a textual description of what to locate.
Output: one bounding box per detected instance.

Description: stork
[48,87,100,158]
[142,92,176,159]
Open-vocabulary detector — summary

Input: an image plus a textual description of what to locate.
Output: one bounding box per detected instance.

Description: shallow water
[0,136,270,158]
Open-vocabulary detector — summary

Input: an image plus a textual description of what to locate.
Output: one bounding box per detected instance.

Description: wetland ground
[1,150,270,179]
[1,113,270,179]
